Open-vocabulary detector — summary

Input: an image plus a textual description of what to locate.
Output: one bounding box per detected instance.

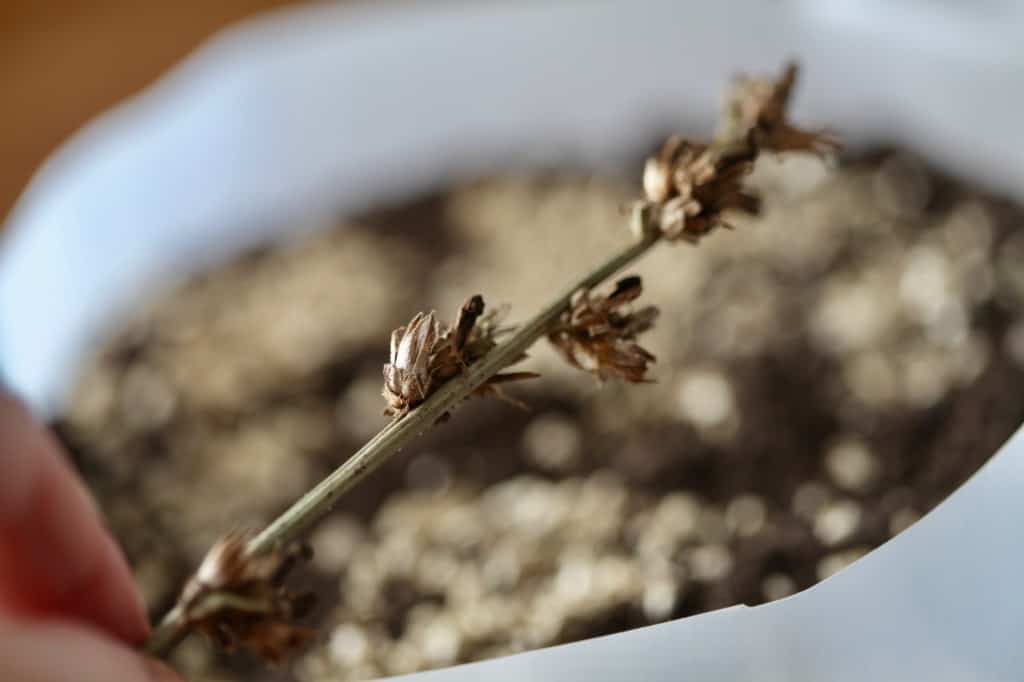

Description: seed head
[633,62,837,244]
[724,62,840,156]
[548,275,659,382]
[639,136,760,242]
[179,530,315,664]
[383,311,445,416]
[383,296,537,418]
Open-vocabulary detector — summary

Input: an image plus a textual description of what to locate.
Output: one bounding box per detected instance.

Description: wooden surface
[0,0,302,223]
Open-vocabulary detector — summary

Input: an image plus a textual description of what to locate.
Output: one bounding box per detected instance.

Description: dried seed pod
[548,275,659,382]
[663,139,759,241]
[383,312,445,417]
[383,296,537,418]
[725,62,840,156]
[179,530,315,664]
[632,62,836,244]
[639,137,760,243]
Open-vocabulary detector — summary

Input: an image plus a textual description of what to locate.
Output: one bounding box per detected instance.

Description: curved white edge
[749,424,1024,682]
[2,0,1022,415]
[390,423,1024,682]
[1,2,1022,681]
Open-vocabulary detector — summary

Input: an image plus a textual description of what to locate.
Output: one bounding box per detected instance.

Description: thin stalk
[146,229,660,657]
[146,605,186,656]
[250,230,659,554]
[144,62,824,664]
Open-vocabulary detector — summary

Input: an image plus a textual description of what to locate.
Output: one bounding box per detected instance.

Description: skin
[0,392,183,681]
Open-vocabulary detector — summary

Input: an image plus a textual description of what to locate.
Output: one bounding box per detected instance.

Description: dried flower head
[548,275,659,382]
[639,136,760,242]
[383,310,444,416]
[725,62,839,156]
[179,531,315,664]
[632,62,838,244]
[383,296,537,418]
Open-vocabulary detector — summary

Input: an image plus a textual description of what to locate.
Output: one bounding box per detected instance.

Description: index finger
[0,393,150,643]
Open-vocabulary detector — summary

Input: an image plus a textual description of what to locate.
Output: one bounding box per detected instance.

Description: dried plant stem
[147,605,187,656]
[146,229,661,657]
[144,62,837,665]
[250,230,660,555]
[144,76,799,655]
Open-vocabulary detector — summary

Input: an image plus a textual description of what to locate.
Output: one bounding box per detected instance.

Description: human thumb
[0,616,185,681]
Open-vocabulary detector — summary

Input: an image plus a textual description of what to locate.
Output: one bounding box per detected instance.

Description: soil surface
[55,150,1024,681]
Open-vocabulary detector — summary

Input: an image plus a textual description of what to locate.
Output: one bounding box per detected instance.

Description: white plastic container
[2,2,1023,680]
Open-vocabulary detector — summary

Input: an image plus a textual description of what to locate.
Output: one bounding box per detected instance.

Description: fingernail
[145,659,185,682]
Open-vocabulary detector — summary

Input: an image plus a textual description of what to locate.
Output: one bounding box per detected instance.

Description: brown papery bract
[178,531,315,665]
[548,275,659,382]
[644,136,761,242]
[383,295,537,418]
[726,62,840,156]
[635,62,838,244]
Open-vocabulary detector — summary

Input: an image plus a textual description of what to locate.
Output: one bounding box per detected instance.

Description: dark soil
[54,150,1024,680]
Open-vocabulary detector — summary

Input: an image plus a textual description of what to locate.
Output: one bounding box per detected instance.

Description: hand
[0,393,183,681]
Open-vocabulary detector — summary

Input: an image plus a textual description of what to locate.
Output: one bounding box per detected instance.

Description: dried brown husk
[548,276,659,382]
[383,296,537,418]
[725,62,840,156]
[636,62,837,244]
[643,137,761,242]
[179,531,315,664]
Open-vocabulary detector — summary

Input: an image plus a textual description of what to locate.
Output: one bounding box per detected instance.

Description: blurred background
[4,2,1024,682]
[53,145,1024,682]
[0,0,304,222]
